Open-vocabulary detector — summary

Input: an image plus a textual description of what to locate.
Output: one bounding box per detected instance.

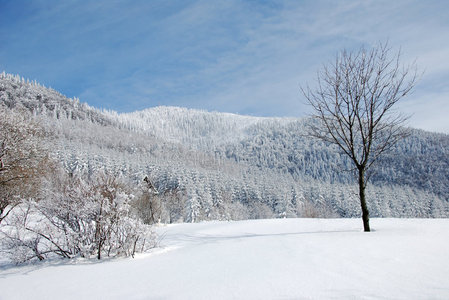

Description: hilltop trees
[302,43,418,231]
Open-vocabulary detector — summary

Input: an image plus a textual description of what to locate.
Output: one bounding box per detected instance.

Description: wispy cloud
[1,0,448,132]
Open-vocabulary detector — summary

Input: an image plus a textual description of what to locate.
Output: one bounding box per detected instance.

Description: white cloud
[1,0,448,132]
[182,0,449,132]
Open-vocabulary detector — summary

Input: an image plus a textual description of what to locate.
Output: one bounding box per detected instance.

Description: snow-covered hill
[1,71,448,220]
[1,218,448,299]
[107,106,268,148]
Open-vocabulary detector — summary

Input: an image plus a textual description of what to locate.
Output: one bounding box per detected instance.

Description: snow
[1,218,448,299]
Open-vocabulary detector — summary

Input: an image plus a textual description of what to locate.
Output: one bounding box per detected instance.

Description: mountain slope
[1,71,448,220]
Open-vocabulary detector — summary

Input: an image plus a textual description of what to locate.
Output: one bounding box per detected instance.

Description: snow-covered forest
[1,71,448,262]
[1,71,448,223]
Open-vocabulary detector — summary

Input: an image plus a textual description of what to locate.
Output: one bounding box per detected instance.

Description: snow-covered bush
[0,200,78,263]
[0,172,156,263]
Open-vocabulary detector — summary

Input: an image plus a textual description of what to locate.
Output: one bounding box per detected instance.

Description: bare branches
[0,106,50,223]
[303,42,417,170]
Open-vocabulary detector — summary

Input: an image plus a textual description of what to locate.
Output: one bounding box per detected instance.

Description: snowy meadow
[1,218,448,299]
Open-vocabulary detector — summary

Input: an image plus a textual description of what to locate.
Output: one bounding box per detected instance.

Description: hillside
[1,218,448,299]
[1,72,448,220]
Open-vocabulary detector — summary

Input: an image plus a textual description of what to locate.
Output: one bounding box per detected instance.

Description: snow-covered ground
[1,218,448,299]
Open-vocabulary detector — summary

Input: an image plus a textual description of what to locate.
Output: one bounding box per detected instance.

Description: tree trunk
[97,238,102,260]
[358,168,371,232]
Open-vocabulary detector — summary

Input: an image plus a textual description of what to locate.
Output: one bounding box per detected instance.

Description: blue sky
[1,0,448,133]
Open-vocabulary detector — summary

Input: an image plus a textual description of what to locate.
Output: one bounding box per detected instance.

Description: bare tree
[302,43,418,231]
[0,105,50,224]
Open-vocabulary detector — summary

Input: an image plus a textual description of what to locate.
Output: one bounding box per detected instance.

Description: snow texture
[1,218,448,299]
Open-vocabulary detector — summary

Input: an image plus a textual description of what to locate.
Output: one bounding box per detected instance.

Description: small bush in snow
[1,172,156,263]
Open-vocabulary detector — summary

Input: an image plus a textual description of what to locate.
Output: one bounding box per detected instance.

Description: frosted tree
[186,191,201,223]
[0,105,50,224]
[302,42,418,231]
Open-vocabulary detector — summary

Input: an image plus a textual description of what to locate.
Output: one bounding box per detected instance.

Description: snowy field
[1,218,448,299]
